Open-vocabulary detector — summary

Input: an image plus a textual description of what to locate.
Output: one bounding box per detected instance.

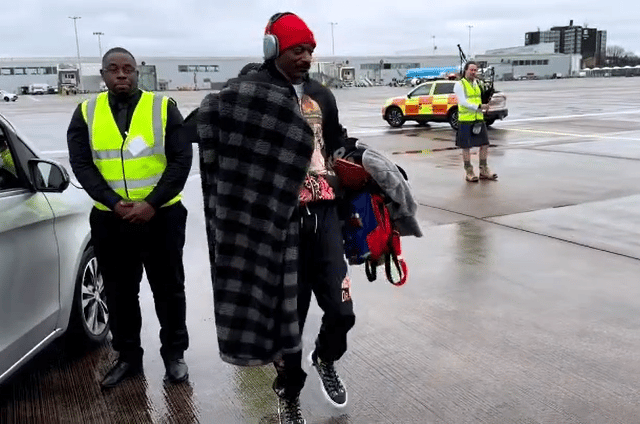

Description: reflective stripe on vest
[81,91,182,211]
[458,79,483,123]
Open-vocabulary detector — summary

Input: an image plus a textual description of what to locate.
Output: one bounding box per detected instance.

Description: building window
[179,64,219,73]
[1,68,11,75]
[543,59,549,65]
[13,68,25,75]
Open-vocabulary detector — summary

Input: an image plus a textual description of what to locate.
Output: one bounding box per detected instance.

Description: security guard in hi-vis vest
[67,47,192,389]
[454,61,498,182]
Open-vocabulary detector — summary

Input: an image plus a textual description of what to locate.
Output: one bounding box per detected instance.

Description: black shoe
[101,359,143,389]
[164,358,189,383]
[310,351,347,408]
[277,396,306,424]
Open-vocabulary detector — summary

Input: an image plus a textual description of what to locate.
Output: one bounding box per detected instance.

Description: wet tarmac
[2,77,640,423]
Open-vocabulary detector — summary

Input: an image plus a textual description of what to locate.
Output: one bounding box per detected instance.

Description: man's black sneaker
[310,351,348,408]
[277,396,306,424]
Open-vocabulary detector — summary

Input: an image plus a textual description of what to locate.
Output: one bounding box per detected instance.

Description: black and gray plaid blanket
[197,80,314,366]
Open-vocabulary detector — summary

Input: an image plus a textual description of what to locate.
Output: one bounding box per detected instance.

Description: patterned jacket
[197,64,342,366]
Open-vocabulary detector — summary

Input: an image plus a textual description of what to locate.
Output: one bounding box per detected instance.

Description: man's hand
[480,104,489,113]
[122,201,156,224]
[113,200,134,219]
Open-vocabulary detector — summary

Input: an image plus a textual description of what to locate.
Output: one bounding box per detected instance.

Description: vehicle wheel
[485,118,496,127]
[3,97,9,102]
[69,245,110,343]
[386,107,405,128]
[448,108,459,130]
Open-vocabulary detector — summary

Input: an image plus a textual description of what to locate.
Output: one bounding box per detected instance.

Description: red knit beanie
[266,13,316,55]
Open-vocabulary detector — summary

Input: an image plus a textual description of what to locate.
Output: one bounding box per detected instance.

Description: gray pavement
[2,77,640,423]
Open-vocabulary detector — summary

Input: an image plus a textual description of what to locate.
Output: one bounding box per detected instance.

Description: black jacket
[186,61,348,157]
[67,89,192,210]
[246,61,347,158]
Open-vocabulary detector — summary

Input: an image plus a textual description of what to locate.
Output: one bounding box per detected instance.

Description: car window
[0,130,20,190]
[433,82,455,95]
[410,83,433,97]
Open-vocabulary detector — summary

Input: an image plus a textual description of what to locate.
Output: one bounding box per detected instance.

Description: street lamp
[69,16,83,92]
[467,24,473,57]
[93,31,104,58]
[330,22,338,56]
[432,35,436,55]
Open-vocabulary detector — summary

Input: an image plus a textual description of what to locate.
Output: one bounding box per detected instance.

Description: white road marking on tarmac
[350,109,640,136]
[502,108,640,124]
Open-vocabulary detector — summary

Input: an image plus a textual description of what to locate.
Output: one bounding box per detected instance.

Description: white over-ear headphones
[263,12,294,60]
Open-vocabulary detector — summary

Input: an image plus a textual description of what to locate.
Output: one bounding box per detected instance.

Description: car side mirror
[27,159,70,192]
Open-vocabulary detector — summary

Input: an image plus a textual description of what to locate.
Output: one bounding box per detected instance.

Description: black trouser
[90,202,189,363]
[274,201,356,398]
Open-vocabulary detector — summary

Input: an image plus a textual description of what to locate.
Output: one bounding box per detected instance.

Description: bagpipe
[457,44,495,104]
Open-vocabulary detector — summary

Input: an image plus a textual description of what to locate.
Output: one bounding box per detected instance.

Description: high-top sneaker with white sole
[277,396,306,424]
[310,350,347,408]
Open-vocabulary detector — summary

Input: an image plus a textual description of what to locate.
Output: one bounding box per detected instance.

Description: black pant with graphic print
[274,200,356,399]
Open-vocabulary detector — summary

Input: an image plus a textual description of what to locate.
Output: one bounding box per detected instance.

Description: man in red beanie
[197,12,354,424]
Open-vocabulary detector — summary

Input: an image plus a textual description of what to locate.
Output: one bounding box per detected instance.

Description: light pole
[69,16,83,92]
[432,35,436,55]
[467,24,473,57]
[330,22,337,56]
[93,31,104,58]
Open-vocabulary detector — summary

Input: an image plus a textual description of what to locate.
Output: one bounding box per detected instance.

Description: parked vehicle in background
[382,79,508,130]
[28,83,49,95]
[0,90,17,102]
[0,111,109,386]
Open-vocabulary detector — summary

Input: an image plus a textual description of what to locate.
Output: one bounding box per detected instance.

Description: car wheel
[485,118,496,127]
[448,108,459,130]
[3,97,9,102]
[386,107,405,128]
[69,245,110,343]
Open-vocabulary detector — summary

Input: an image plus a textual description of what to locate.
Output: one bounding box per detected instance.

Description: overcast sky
[3,1,638,60]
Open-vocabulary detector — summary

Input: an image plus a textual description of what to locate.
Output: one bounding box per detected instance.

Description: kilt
[456,121,489,149]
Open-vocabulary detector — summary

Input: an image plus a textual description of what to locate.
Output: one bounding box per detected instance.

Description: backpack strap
[385,252,408,286]
[384,230,407,286]
[365,259,377,282]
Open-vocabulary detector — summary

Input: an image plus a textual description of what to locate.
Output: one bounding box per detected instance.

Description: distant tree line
[606,45,640,67]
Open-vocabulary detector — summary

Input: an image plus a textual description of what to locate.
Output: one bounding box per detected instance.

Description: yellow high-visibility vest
[458,78,484,123]
[81,91,181,211]
[0,148,16,176]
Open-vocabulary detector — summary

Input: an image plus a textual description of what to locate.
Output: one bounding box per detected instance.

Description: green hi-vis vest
[81,91,181,211]
[458,78,484,123]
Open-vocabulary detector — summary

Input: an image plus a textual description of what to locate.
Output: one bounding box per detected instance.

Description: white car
[0,112,109,386]
[0,90,18,102]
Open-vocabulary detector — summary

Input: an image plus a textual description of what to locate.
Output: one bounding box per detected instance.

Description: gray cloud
[2,1,638,58]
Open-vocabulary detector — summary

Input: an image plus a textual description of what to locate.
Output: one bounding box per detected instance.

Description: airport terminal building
[0,45,584,94]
